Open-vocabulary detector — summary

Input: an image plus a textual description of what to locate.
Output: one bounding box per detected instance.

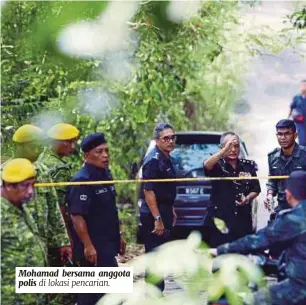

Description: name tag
[95,188,108,195]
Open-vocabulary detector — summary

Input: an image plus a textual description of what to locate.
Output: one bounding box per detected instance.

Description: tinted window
[171,143,220,173]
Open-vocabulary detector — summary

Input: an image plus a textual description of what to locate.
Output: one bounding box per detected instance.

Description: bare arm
[204,150,224,171]
[204,136,238,170]
[288,108,293,119]
[143,189,161,218]
[71,215,97,265]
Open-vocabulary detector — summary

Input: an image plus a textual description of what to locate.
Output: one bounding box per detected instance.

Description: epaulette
[299,145,306,153]
[152,152,160,160]
[240,159,258,171]
[268,147,280,156]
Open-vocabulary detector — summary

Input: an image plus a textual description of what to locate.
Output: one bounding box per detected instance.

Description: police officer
[11,124,71,265]
[265,119,306,216]
[66,133,126,305]
[139,122,177,291]
[1,159,47,305]
[204,132,261,247]
[288,80,306,146]
[212,170,306,305]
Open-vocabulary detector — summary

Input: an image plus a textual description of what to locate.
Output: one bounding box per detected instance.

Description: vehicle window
[170,143,220,173]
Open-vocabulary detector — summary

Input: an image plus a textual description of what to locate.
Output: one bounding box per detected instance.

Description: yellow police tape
[35,175,289,187]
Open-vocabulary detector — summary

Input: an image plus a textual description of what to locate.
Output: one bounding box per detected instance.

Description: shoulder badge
[240,159,258,171]
[153,152,159,160]
[268,147,280,156]
[299,145,306,153]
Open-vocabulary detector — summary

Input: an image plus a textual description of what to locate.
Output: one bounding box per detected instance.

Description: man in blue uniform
[138,122,177,291]
[204,132,261,247]
[265,119,306,216]
[66,133,126,305]
[288,80,306,146]
[212,170,306,305]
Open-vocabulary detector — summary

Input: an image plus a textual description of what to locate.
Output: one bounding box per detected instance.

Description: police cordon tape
[35,175,289,187]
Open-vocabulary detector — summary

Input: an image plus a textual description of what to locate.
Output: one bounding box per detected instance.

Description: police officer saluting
[265,119,306,216]
[66,133,126,305]
[204,132,261,247]
[139,122,177,291]
[212,170,306,305]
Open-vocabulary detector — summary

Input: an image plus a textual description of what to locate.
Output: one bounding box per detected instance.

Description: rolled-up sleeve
[67,181,92,216]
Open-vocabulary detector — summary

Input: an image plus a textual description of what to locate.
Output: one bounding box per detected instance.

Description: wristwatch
[154,215,162,222]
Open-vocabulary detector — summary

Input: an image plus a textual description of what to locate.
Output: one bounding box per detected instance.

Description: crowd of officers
[1,116,306,305]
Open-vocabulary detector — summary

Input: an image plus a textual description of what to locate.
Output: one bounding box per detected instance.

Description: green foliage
[118,205,138,244]
[1,1,243,204]
[1,0,301,206]
[98,232,266,305]
[290,7,306,29]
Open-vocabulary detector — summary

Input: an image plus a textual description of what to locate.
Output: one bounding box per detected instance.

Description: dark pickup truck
[136,131,258,240]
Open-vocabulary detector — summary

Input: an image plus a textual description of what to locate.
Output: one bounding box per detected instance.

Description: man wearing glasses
[138,122,177,291]
[265,119,306,218]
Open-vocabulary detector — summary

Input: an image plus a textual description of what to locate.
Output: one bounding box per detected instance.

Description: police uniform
[138,146,176,290]
[204,158,261,247]
[66,134,120,305]
[267,143,306,212]
[217,171,306,305]
[1,159,47,305]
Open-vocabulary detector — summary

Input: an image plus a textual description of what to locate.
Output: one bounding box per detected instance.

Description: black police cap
[286,171,306,200]
[81,133,107,153]
[276,119,296,132]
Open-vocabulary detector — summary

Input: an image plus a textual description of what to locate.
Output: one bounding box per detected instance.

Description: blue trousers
[296,122,306,146]
[140,205,173,292]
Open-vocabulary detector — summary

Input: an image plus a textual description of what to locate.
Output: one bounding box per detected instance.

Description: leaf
[214,218,229,234]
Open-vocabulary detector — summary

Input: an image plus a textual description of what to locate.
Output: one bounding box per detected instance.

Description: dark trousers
[140,205,173,292]
[296,122,306,146]
[251,279,306,305]
[76,253,118,305]
[268,205,288,258]
[207,216,253,248]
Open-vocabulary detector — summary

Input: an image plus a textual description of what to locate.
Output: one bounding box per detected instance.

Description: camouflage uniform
[38,148,75,305]
[267,144,306,212]
[38,148,72,209]
[1,197,47,305]
[2,158,70,259]
[217,199,306,305]
[28,161,70,254]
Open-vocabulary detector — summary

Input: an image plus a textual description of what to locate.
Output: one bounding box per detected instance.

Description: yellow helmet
[2,158,36,183]
[47,123,79,140]
[13,124,44,143]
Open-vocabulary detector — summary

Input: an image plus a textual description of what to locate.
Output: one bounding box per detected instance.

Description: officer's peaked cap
[81,133,107,153]
[286,170,306,200]
[276,119,296,132]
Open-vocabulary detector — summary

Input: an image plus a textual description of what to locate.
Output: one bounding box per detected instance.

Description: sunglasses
[159,135,177,143]
[276,132,295,138]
